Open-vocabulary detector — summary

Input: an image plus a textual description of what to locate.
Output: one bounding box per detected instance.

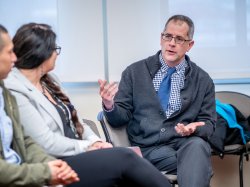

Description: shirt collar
[159,52,187,73]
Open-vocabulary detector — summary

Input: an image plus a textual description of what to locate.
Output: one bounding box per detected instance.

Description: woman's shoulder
[4,68,39,99]
[4,68,24,90]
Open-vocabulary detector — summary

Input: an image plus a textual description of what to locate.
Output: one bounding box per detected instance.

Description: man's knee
[145,146,177,172]
[180,137,211,155]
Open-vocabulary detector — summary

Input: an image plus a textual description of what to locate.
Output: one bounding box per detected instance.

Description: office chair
[215,91,250,187]
[82,118,101,137]
[97,112,178,187]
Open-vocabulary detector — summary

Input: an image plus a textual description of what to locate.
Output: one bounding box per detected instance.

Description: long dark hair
[13,23,83,138]
[42,74,83,139]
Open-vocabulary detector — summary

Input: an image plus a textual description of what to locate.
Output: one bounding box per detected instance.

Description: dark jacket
[104,51,216,148]
[0,81,54,187]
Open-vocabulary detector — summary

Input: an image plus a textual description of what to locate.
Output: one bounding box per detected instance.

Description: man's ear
[187,40,194,52]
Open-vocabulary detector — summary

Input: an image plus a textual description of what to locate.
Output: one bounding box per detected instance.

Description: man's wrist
[102,102,114,112]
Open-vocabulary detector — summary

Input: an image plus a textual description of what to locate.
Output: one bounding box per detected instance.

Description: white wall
[56,0,105,82]
[1,0,250,82]
[1,0,250,186]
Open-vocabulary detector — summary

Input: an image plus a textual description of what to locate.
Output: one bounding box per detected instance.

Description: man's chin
[165,57,177,63]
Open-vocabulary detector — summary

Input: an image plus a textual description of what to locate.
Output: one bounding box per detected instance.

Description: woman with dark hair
[4,23,171,187]
[7,23,111,157]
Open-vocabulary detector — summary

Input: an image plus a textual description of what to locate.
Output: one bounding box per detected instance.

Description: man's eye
[176,37,184,42]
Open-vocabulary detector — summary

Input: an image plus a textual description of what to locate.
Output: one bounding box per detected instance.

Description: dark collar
[145,50,162,79]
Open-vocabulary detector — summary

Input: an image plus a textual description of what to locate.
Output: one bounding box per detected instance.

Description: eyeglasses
[161,33,191,44]
[54,46,61,55]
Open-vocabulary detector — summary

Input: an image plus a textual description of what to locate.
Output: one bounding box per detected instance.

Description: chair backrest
[102,116,131,146]
[215,91,250,118]
[82,118,100,137]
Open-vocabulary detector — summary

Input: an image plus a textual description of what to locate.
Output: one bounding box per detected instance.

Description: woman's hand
[48,160,79,185]
[87,141,113,151]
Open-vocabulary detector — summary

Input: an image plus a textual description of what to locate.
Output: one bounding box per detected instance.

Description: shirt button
[160,128,166,132]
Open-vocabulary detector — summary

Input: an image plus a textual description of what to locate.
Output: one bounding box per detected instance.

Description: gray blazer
[4,68,101,157]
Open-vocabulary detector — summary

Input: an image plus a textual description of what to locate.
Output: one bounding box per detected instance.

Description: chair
[97,112,178,187]
[82,118,101,137]
[215,91,250,187]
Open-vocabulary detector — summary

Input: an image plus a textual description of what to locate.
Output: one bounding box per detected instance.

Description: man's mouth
[167,50,176,55]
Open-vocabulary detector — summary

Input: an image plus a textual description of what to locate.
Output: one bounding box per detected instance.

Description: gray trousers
[142,136,212,187]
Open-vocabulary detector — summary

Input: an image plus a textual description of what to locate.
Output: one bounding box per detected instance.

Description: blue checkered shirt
[0,87,21,164]
[153,53,187,118]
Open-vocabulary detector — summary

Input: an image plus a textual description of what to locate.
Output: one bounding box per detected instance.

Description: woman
[4,23,171,187]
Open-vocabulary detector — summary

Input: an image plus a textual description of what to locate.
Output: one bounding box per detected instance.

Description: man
[99,15,216,187]
[0,24,79,186]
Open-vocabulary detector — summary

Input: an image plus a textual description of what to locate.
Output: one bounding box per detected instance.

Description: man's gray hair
[164,15,194,39]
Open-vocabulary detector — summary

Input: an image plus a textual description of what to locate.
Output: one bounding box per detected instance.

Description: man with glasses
[99,15,216,187]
